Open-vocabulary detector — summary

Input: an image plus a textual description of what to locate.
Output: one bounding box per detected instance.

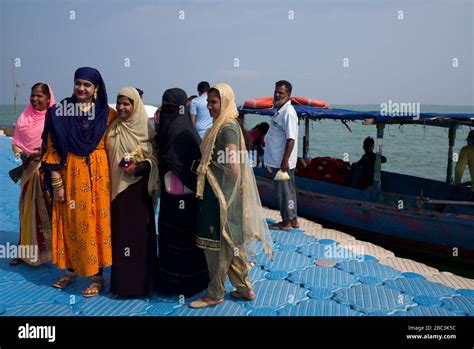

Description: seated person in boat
[249,122,269,167]
[454,130,474,201]
[351,136,387,189]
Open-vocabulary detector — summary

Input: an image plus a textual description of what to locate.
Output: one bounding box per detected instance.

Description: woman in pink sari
[10,82,55,266]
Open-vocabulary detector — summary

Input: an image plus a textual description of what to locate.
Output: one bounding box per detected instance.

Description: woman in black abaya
[156,88,209,297]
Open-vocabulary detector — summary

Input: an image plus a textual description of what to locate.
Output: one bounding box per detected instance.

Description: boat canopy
[240,105,474,126]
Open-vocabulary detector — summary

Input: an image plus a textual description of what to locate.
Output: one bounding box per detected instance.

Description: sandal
[82,276,104,298]
[9,258,24,266]
[230,289,256,301]
[189,296,224,309]
[52,272,77,289]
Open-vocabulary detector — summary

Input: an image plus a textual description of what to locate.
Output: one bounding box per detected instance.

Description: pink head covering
[12,83,56,154]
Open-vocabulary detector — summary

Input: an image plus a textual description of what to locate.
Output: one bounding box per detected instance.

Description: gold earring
[93,91,98,101]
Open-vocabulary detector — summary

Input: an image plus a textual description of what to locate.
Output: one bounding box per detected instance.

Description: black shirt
[352,152,387,188]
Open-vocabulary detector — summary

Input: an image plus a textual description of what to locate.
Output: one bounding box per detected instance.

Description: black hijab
[158,88,202,190]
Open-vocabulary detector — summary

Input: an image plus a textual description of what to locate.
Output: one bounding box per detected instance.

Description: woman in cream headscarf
[190,83,272,308]
[106,87,159,297]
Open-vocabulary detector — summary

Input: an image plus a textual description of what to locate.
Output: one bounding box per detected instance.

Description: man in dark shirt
[351,137,387,189]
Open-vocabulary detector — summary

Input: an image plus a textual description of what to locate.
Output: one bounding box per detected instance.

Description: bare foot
[291,218,300,228]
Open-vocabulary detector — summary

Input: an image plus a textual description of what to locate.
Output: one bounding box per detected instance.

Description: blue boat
[241,105,474,263]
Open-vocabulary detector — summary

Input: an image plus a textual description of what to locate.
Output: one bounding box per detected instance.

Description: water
[2,104,473,182]
[244,104,474,183]
[0,104,27,128]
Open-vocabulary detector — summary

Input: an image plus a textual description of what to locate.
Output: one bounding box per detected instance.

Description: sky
[0,0,473,106]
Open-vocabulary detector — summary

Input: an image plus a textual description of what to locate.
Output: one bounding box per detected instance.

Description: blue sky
[0,0,472,106]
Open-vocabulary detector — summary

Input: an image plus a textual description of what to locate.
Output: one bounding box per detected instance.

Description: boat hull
[256,174,474,262]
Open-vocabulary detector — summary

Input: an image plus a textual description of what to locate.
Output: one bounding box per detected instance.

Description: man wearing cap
[455,130,474,201]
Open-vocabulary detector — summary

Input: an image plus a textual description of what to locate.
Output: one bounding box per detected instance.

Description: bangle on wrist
[51,177,63,189]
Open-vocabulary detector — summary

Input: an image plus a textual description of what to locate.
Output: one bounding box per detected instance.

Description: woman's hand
[51,171,65,203]
[122,162,137,176]
[54,187,65,203]
[12,144,22,158]
[30,147,42,163]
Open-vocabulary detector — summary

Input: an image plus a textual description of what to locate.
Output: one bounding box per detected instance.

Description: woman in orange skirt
[42,67,116,297]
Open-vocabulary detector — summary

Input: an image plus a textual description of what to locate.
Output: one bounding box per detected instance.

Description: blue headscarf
[42,67,109,166]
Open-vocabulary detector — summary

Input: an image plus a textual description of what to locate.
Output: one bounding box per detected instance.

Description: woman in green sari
[190,83,272,308]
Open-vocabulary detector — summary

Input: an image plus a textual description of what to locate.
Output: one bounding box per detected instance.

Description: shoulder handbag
[164,171,194,195]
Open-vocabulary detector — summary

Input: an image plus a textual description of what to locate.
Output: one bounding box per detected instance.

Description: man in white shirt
[265,80,299,230]
[190,81,213,139]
